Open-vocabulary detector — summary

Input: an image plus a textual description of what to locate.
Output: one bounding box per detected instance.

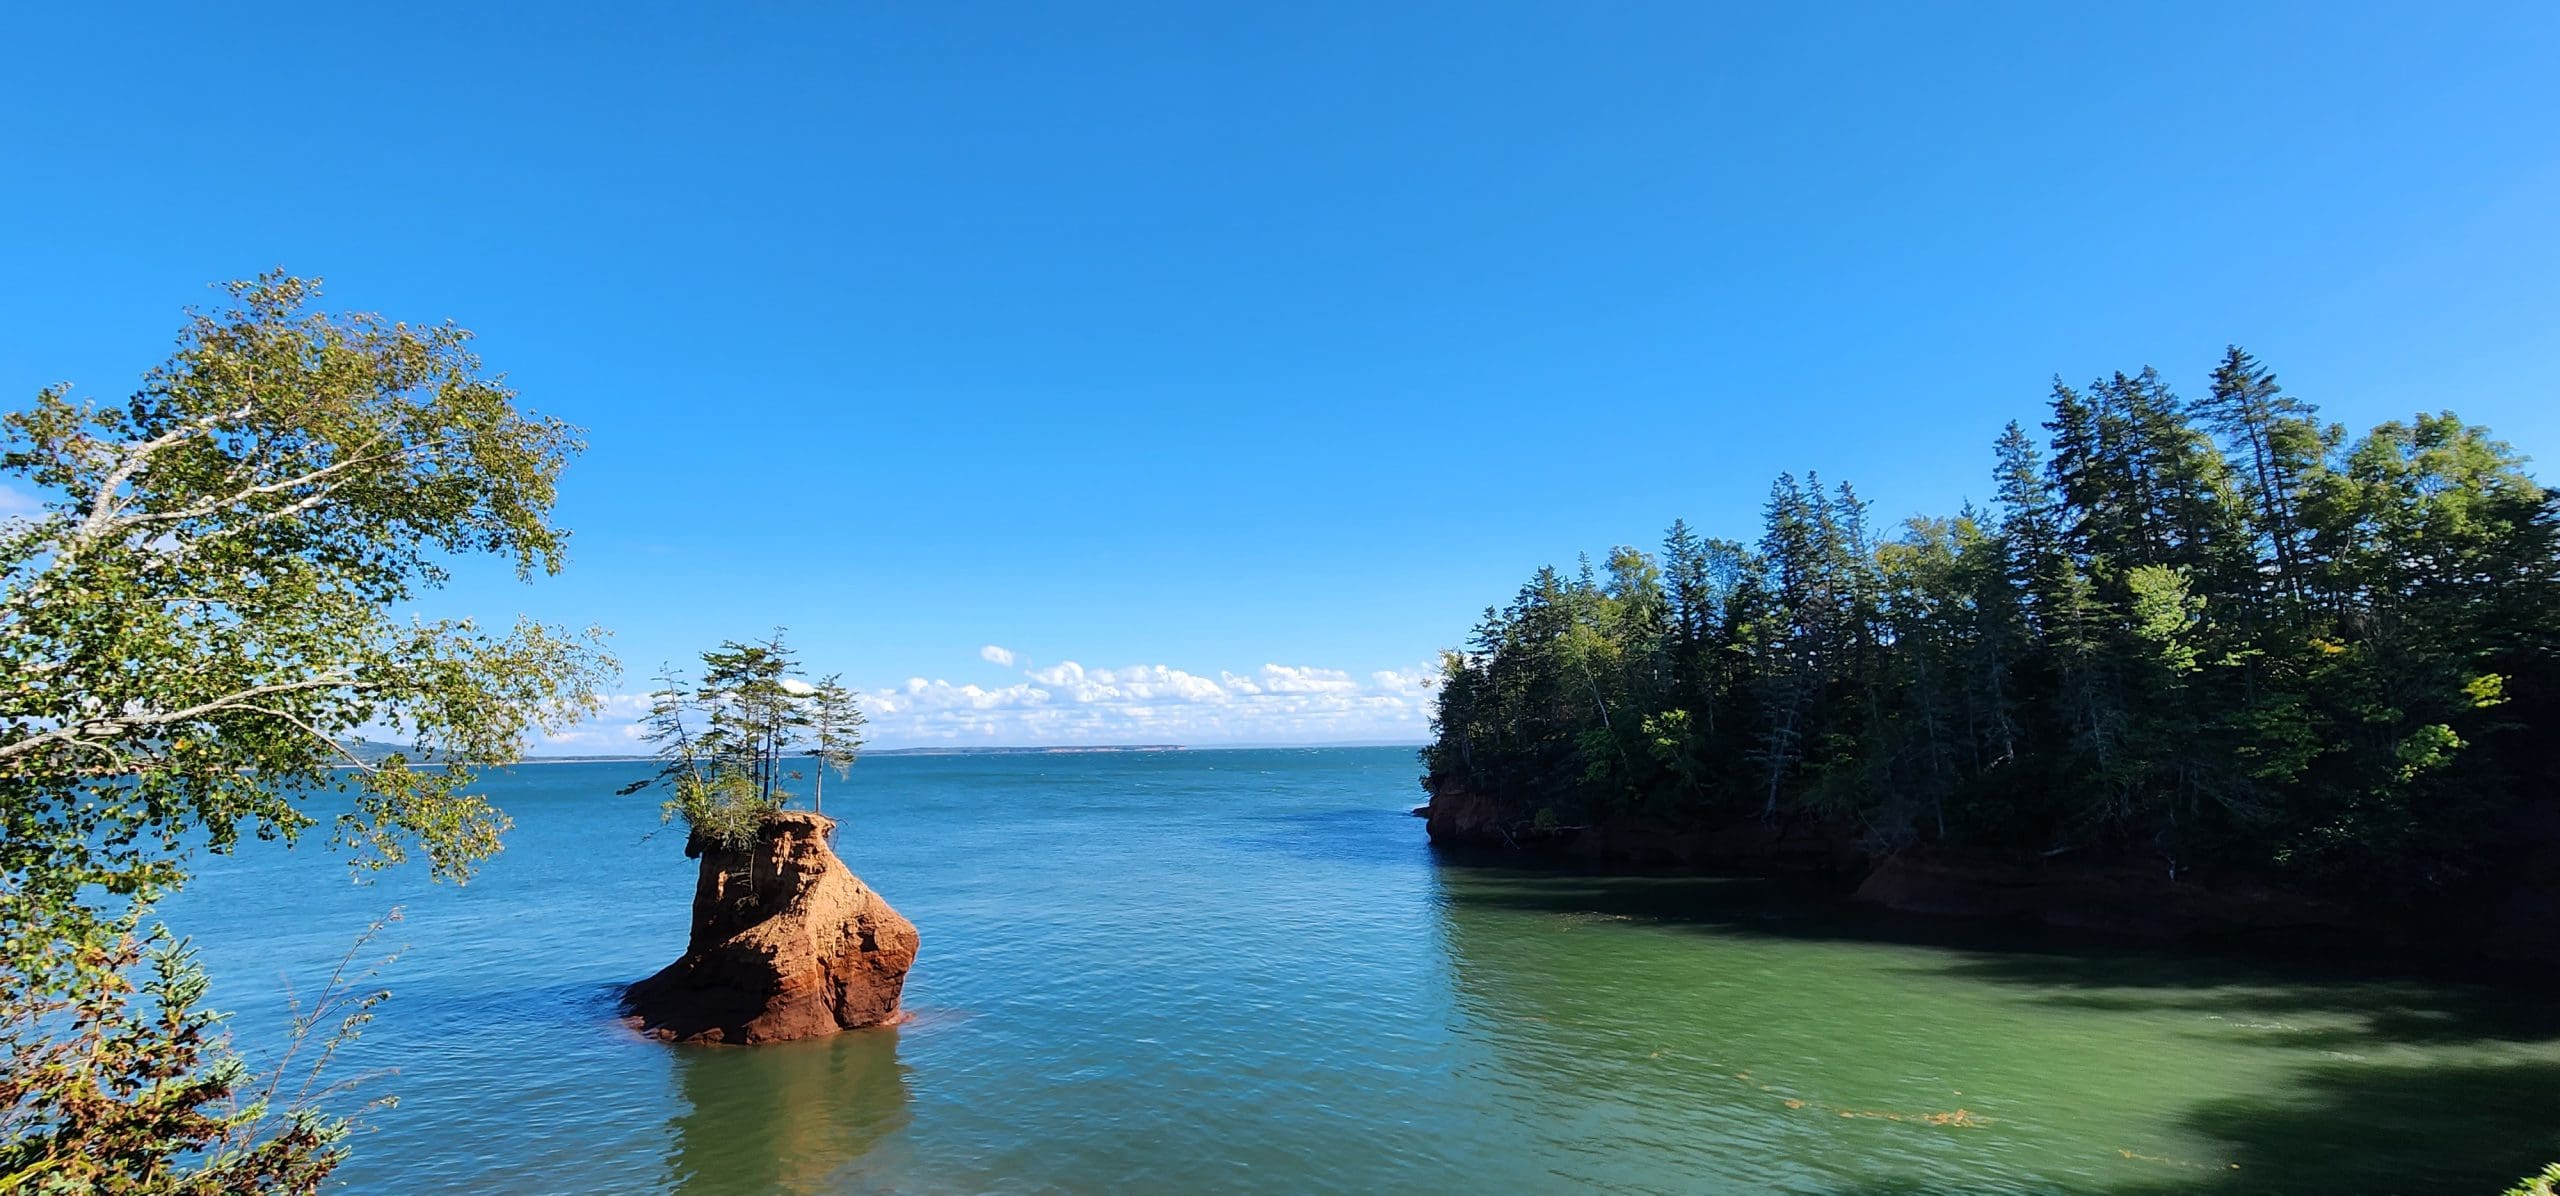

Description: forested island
[1423,350,2560,961]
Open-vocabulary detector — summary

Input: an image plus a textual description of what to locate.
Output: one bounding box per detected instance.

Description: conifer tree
[1423,348,2560,899]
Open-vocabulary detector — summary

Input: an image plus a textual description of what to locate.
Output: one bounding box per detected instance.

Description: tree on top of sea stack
[619,629,866,843]
[618,631,914,1045]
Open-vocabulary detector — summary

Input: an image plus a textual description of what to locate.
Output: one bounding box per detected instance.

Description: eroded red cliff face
[624,810,918,1045]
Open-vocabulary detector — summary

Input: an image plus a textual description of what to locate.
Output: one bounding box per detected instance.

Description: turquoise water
[166,747,2560,1193]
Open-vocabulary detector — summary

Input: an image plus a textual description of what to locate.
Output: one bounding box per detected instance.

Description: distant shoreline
[479,741,1427,765]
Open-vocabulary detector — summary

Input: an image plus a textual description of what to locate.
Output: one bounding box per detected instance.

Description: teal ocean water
[166,747,2559,1193]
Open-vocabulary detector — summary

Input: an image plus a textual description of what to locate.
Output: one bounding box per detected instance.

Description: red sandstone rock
[624,810,918,1045]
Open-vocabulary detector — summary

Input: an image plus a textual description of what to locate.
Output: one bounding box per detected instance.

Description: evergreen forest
[1425,349,2560,896]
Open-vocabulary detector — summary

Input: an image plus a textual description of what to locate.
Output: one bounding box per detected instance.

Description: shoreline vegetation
[1421,348,2560,970]
[1,277,615,1189]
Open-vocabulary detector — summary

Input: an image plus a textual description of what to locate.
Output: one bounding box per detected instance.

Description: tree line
[1426,349,2560,894]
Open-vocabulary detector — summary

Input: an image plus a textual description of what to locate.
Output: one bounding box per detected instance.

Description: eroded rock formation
[625,810,918,1045]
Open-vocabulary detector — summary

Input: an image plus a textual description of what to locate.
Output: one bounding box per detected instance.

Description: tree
[804,675,866,814]
[1423,348,2560,904]
[2196,346,2326,611]
[0,913,404,1194]
[1755,474,1822,814]
[1,275,613,1190]
[626,630,868,847]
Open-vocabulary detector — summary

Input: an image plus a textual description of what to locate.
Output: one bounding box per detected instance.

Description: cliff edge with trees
[1422,349,2560,960]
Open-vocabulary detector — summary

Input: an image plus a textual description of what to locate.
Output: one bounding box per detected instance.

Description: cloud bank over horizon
[535,647,1440,754]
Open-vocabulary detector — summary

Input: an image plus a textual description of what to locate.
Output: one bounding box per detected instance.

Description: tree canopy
[626,629,866,850]
[0,275,612,1191]
[1426,349,2560,895]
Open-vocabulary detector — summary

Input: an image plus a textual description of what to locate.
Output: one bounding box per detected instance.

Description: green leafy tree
[0,275,613,1190]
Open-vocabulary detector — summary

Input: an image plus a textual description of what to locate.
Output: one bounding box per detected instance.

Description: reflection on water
[664,1028,913,1194]
[1429,861,2560,1193]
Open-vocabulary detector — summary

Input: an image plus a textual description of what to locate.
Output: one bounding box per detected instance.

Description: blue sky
[5,3,2557,749]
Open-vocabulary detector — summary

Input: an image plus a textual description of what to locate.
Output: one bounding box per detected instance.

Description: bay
[165,747,2560,1193]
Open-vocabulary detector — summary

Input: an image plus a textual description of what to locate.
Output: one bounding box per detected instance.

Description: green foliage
[660,769,773,855]
[2509,1164,2560,1196]
[627,630,867,850]
[0,911,402,1195]
[1426,349,2560,895]
[0,276,612,1189]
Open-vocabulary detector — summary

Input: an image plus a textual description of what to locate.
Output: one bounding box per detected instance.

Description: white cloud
[863,655,1436,747]
[1370,666,1442,697]
[1234,663,1362,694]
[524,653,1442,754]
[979,644,1016,667]
[531,691,657,754]
[0,484,43,519]
[535,724,650,753]
[1020,661,1229,704]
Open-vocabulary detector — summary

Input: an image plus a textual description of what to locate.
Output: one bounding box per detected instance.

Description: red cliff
[625,810,918,1045]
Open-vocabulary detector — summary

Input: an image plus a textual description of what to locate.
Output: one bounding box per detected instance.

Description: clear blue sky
[5,3,2557,747]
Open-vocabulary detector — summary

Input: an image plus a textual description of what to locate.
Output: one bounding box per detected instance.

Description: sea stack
[624,809,918,1045]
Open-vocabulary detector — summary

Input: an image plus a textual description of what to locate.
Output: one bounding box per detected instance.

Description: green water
[166,747,2560,1193]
